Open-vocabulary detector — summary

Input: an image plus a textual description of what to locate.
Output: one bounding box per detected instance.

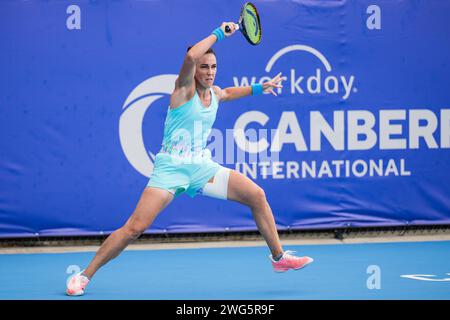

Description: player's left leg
[201,167,282,257]
[225,169,283,257]
[201,167,313,272]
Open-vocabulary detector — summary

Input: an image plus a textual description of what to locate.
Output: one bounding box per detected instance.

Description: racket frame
[238,2,262,45]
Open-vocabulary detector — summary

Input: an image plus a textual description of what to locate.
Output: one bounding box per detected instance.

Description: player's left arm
[213,72,285,102]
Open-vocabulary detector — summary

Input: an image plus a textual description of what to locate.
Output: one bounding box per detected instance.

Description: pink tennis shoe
[270,250,314,272]
[66,271,90,296]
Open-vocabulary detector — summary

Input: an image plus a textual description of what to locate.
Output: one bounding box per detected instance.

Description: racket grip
[225,24,239,33]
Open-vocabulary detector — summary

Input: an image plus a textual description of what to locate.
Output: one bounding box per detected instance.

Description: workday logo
[234,44,357,100]
[119,74,177,177]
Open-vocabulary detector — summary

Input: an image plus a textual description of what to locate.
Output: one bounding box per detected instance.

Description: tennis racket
[225,2,262,45]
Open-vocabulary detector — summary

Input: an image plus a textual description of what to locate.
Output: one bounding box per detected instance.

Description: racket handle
[225,23,239,33]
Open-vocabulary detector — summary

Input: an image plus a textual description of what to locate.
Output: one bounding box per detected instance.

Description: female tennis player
[66,22,313,296]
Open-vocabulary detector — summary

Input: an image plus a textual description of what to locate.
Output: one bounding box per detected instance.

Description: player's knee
[249,186,266,208]
[122,223,146,240]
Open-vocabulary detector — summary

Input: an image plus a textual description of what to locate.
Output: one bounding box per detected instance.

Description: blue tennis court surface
[0,240,449,300]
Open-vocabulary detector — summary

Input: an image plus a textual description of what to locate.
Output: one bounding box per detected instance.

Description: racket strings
[241,3,261,45]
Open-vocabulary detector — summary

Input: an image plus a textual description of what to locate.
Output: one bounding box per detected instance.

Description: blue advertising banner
[1,0,449,238]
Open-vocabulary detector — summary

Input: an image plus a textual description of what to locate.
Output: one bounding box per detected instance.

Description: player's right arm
[170,22,236,109]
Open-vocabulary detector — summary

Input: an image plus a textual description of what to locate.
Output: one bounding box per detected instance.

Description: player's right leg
[66,186,174,296]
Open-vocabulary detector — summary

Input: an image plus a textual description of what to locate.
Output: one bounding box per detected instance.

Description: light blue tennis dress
[147,87,221,197]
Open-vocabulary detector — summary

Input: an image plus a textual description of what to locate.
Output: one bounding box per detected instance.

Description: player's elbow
[185,52,198,64]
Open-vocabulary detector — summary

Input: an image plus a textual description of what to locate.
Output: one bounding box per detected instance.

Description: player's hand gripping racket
[225,2,262,45]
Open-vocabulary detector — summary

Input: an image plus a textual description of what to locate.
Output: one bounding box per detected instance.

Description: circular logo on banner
[119,74,177,177]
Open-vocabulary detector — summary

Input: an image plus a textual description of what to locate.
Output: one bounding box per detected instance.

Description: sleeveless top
[159,87,219,159]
